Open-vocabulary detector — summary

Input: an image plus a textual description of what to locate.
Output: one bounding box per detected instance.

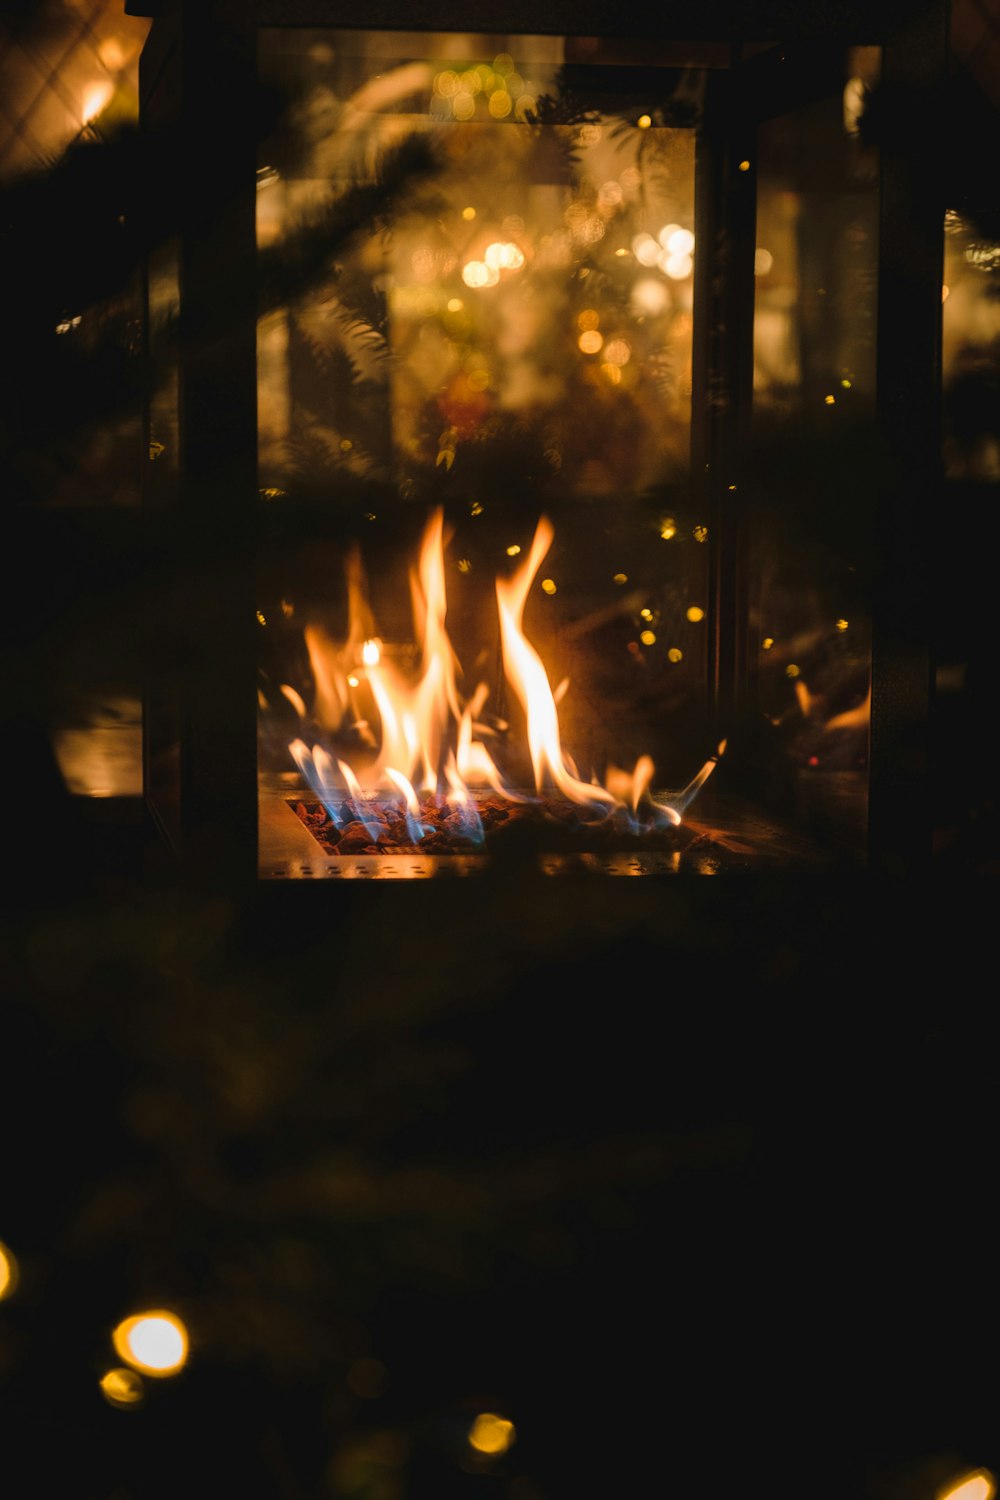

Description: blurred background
[1,3,997,1498]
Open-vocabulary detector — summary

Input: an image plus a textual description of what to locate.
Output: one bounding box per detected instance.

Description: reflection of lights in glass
[667,647,683,662]
[604,338,631,366]
[0,1242,17,1299]
[113,1312,189,1376]
[578,308,600,330]
[640,630,657,646]
[613,572,628,585]
[100,1368,144,1408]
[637,114,652,129]
[488,90,512,118]
[754,247,774,275]
[469,1413,516,1456]
[738,159,751,171]
[631,277,669,315]
[786,664,800,678]
[601,363,622,384]
[824,394,836,405]
[660,518,677,540]
[841,377,852,388]
[762,637,774,650]
[578,330,603,354]
[541,578,557,595]
[663,252,693,280]
[453,92,476,120]
[693,525,708,542]
[686,606,705,622]
[435,69,460,97]
[835,618,849,631]
[665,227,694,256]
[506,544,521,557]
[632,233,660,267]
[447,297,464,312]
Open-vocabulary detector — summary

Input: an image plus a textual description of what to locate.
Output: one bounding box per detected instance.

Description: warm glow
[640,630,657,646]
[578,329,604,354]
[469,1413,516,1455]
[693,525,708,542]
[113,1312,189,1376]
[754,247,774,275]
[824,394,836,405]
[637,114,652,129]
[100,1368,145,1408]
[761,637,774,650]
[578,308,600,330]
[461,205,477,220]
[664,226,694,256]
[660,519,677,540]
[939,1473,996,1500]
[786,663,801,678]
[835,618,849,631]
[0,1241,17,1299]
[686,606,705,622]
[82,80,114,124]
[738,158,751,171]
[281,511,722,839]
[667,647,683,662]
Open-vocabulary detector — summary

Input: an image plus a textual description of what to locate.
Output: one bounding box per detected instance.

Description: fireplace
[133,0,943,881]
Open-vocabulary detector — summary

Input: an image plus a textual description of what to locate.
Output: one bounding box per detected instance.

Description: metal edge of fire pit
[257,774,846,878]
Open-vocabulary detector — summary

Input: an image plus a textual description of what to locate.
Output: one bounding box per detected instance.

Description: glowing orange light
[686,606,705,622]
[637,114,652,129]
[461,206,476,221]
[578,330,603,354]
[660,519,677,540]
[693,525,708,542]
[939,1472,996,1500]
[667,647,683,662]
[761,637,774,650]
[824,394,836,405]
[541,578,557,595]
[112,1312,189,1376]
[577,309,600,330]
[82,80,114,124]
[469,1412,515,1454]
[100,1368,144,1408]
[506,544,521,557]
[786,663,801,678]
[0,1241,17,1300]
[835,618,849,631]
[738,159,751,171]
[613,572,628,584]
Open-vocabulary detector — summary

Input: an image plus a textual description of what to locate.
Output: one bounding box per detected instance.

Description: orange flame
[279,509,720,836]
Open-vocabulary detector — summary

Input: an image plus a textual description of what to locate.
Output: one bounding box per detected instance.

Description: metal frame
[132,0,947,883]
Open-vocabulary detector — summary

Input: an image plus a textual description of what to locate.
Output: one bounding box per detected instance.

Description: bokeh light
[112,1311,189,1376]
[939,1472,996,1500]
[0,1241,18,1300]
[100,1368,145,1408]
[469,1412,516,1455]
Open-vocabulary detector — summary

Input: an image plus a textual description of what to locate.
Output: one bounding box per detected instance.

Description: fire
[282,509,720,846]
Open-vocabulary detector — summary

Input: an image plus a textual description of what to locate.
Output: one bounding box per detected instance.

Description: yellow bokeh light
[488,89,512,118]
[660,518,677,540]
[541,578,557,595]
[112,1311,189,1376]
[640,607,653,621]
[601,362,622,384]
[493,53,514,75]
[637,114,652,129]
[665,226,695,256]
[506,544,521,557]
[469,1412,516,1456]
[457,558,472,573]
[0,1241,18,1300]
[577,308,600,331]
[835,618,849,631]
[447,297,464,312]
[840,377,852,388]
[693,525,708,542]
[603,338,631,366]
[939,1471,996,1500]
[761,636,774,650]
[786,663,801,678]
[578,329,603,354]
[667,646,683,662]
[453,92,476,120]
[256,610,267,626]
[461,205,476,221]
[613,572,628,585]
[738,158,751,171]
[824,394,836,405]
[347,674,360,687]
[100,1368,145,1409]
[686,605,705,622]
[640,630,657,646]
[435,69,460,97]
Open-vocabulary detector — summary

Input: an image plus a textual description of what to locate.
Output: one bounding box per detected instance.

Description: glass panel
[256,29,718,869]
[746,46,880,860]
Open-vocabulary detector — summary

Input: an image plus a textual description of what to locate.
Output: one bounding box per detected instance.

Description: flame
[278,509,721,842]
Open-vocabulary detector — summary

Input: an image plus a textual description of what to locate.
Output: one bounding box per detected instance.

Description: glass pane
[746,46,880,860]
[256,29,718,870]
